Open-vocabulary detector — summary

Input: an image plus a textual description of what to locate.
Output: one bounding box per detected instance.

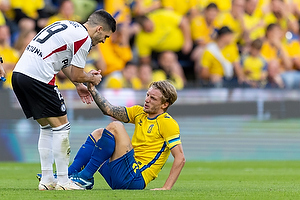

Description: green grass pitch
[0,161,300,200]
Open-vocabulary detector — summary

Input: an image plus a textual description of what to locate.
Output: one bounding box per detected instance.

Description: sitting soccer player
[68,80,185,190]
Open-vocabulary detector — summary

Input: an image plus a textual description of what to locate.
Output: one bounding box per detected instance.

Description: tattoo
[90,88,129,122]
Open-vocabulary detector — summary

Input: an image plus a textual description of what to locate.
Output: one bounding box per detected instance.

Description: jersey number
[33,22,68,44]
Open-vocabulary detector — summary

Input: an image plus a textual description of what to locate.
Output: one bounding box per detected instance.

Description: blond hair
[149,80,177,111]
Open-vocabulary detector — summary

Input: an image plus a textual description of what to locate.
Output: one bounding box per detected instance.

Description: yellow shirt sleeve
[125,105,144,124]
[159,114,181,149]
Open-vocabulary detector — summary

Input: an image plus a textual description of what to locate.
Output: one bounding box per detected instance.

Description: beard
[143,105,159,115]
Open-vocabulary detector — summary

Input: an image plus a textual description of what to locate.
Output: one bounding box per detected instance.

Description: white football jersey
[14,20,92,85]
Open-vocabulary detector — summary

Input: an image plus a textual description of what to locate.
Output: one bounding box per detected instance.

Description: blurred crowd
[2,0,300,90]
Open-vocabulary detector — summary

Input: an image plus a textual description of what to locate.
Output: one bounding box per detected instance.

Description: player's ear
[161,102,169,111]
[96,26,103,33]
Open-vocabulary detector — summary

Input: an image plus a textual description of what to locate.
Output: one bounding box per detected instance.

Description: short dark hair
[206,3,218,10]
[266,23,280,34]
[217,26,233,38]
[251,39,263,50]
[87,9,116,33]
[135,15,150,26]
[124,61,137,68]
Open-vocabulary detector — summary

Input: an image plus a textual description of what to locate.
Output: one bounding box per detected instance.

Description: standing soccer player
[12,10,116,190]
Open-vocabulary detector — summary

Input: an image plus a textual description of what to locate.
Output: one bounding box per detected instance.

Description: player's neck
[147,112,164,119]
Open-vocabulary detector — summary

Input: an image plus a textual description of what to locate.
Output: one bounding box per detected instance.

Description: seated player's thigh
[105,121,133,161]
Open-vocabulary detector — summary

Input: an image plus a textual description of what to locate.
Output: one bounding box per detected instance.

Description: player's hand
[88,69,102,85]
[76,83,93,104]
[151,187,170,191]
[90,69,101,75]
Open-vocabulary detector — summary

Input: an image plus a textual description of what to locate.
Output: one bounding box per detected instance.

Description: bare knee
[91,128,104,141]
[105,121,125,136]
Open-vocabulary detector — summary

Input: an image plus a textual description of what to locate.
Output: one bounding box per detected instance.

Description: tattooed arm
[88,83,129,123]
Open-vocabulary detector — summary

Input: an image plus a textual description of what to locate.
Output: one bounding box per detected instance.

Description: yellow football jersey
[135,9,184,57]
[215,12,243,42]
[161,0,197,16]
[201,43,240,76]
[126,105,181,186]
[10,0,45,19]
[243,13,265,41]
[260,41,289,62]
[241,55,267,81]
[191,15,216,44]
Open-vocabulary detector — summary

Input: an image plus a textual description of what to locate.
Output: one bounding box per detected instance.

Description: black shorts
[12,72,67,120]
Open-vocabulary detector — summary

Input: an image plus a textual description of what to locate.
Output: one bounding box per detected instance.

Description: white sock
[52,122,71,184]
[38,124,54,183]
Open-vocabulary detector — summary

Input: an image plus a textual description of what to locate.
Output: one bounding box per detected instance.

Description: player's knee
[91,128,104,141]
[106,121,124,136]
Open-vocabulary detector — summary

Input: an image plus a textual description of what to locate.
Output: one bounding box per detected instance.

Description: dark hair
[135,15,150,26]
[87,9,116,33]
[217,26,233,38]
[266,23,280,33]
[206,3,218,10]
[251,39,263,50]
[124,61,137,68]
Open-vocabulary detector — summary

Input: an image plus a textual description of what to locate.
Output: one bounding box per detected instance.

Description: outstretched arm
[62,67,95,104]
[152,144,185,190]
[88,83,129,123]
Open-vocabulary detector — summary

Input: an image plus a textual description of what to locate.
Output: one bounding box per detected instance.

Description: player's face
[91,26,112,46]
[143,87,168,117]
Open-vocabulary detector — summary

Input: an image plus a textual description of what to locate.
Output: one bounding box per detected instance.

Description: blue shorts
[98,149,145,190]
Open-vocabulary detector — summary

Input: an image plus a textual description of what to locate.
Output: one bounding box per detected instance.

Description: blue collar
[147,113,165,120]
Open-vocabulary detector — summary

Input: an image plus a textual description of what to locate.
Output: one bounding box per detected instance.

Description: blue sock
[68,134,96,175]
[79,129,115,179]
